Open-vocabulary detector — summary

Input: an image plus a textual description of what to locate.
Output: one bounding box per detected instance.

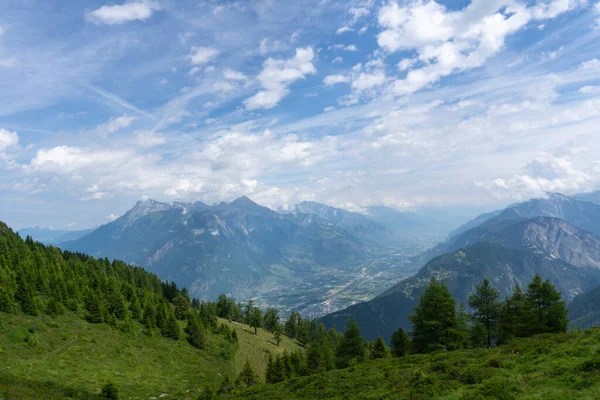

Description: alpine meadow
[3,0,600,399]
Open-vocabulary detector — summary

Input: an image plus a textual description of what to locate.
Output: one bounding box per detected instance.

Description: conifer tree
[121,313,136,337]
[274,323,283,346]
[238,358,259,388]
[0,287,16,313]
[370,336,390,359]
[306,346,326,373]
[468,279,500,347]
[45,296,63,318]
[142,303,157,329]
[390,327,410,357]
[100,382,120,399]
[263,308,279,332]
[335,317,365,369]
[526,274,568,334]
[165,312,181,340]
[410,278,459,353]
[129,294,142,320]
[198,384,216,400]
[249,306,263,334]
[231,329,238,343]
[173,293,190,320]
[87,293,104,323]
[272,355,286,382]
[185,311,206,349]
[498,285,529,342]
[284,311,300,338]
[218,373,234,394]
[107,311,118,327]
[265,354,275,383]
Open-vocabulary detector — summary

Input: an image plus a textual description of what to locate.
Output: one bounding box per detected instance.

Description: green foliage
[410,278,460,353]
[45,296,64,318]
[263,308,279,333]
[238,358,259,388]
[526,274,568,334]
[469,278,500,347]
[370,336,389,359]
[100,382,119,399]
[248,306,263,334]
[165,312,180,340]
[185,311,206,349]
[391,327,410,357]
[335,317,365,368]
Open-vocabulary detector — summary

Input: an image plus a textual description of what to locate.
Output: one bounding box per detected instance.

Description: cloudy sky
[1,0,600,230]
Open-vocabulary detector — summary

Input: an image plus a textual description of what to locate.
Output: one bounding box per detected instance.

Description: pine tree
[498,285,529,342]
[231,329,238,343]
[107,311,118,327]
[272,355,286,382]
[121,313,136,336]
[468,278,500,347]
[218,373,234,394]
[410,278,459,353]
[335,317,365,368]
[249,306,263,334]
[284,311,300,338]
[87,293,104,323]
[238,358,259,388]
[526,274,568,334]
[263,307,279,332]
[390,327,410,357]
[274,323,283,346]
[370,336,390,359]
[129,295,142,320]
[142,303,157,329]
[45,296,64,318]
[165,312,180,340]
[265,354,275,383]
[306,346,326,374]
[0,287,16,313]
[173,293,190,320]
[185,312,206,349]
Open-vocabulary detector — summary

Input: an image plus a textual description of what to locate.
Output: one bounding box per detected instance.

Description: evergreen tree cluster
[0,222,235,349]
[409,276,568,354]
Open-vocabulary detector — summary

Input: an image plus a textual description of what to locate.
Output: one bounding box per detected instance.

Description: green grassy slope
[227,329,600,400]
[0,313,300,399]
[218,318,302,378]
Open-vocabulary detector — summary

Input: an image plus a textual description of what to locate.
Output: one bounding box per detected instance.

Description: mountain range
[321,194,600,341]
[17,226,93,245]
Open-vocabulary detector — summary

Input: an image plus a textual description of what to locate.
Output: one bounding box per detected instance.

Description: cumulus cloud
[244,47,316,110]
[329,44,358,52]
[336,26,352,35]
[478,153,593,200]
[86,1,160,25]
[378,0,586,95]
[0,128,19,152]
[134,131,166,147]
[224,68,249,81]
[189,47,219,65]
[351,71,387,90]
[90,115,135,137]
[323,74,350,86]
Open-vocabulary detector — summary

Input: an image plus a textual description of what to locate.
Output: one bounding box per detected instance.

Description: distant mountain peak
[229,196,268,212]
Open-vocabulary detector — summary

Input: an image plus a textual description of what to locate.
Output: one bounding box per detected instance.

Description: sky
[1,0,600,230]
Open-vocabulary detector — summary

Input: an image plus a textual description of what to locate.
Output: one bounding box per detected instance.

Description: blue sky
[1,0,600,229]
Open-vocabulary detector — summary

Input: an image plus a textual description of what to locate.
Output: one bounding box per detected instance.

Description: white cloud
[580,58,600,69]
[0,26,4,36]
[478,153,593,200]
[189,47,219,65]
[224,68,249,81]
[259,38,283,55]
[244,47,316,110]
[134,131,166,147]
[336,26,352,35]
[579,85,600,94]
[329,44,358,52]
[86,1,160,25]
[351,71,386,90]
[332,56,344,64]
[90,115,135,137]
[324,106,335,112]
[0,128,19,152]
[379,0,586,96]
[323,74,350,86]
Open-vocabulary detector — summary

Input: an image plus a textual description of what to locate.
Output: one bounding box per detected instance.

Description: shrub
[100,382,119,399]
